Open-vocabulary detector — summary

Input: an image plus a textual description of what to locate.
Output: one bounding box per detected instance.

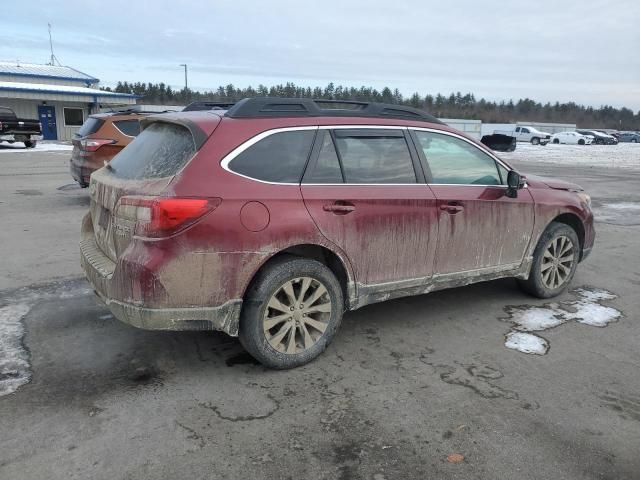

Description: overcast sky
[1,0,639,109]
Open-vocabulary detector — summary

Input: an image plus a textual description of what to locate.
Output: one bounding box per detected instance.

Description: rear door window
[414,130,502,185]
[113,119,141,137]
[304,131,343,183]
[107,122,195,179]
[228,130,316,183]
[333,130,417,184]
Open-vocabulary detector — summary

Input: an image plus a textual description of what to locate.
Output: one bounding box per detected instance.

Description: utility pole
[179,64,188,91]
[48,23,59,66]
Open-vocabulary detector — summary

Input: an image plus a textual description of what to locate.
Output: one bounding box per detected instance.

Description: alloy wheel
[263,277,332,354]
[540,235,575,289]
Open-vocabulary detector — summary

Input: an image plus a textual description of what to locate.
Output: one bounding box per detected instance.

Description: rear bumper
[0,134,42,141]
[70,160,92,187]
[79,220,242,336]
[94,289,242,334]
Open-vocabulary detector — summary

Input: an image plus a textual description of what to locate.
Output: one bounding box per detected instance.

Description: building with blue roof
[0,61,137,141]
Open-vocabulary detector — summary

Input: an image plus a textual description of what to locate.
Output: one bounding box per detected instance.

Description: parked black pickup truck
[0,106,42,148]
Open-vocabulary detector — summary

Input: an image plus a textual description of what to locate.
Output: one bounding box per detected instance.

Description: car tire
[553,138,560,144]
[239,256,344,369]
[578,139,585,145]
[517,222,580,299]
[24,140,36,148]
[632,139,637,143]
[530,137,540,145]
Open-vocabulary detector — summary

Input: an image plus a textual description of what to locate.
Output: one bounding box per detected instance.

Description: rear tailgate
[88,115,220,262]
[1,119,41,134]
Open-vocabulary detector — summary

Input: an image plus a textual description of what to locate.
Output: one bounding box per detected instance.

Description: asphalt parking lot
[1,143,639,479]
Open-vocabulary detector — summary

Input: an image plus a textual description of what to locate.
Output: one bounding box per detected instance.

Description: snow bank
[0,304,32,396]
[0,141,73,153]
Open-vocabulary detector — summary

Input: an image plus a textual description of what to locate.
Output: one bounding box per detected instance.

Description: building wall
[0,75,95,88]
[0,98,91,141]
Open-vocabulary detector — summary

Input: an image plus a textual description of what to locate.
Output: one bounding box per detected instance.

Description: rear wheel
[553,138,560,144]
[578,139,585,145]
[239,257,343,369]
[518,222,579,298]
[530,137,540,145]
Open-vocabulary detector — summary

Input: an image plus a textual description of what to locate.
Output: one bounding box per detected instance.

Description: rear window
[77,117,105,137]
[228,130,315,183]
[113,119,141,137]
[107,122,196,180]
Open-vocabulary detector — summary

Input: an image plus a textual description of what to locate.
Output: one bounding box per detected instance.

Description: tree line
[101,81,640,130]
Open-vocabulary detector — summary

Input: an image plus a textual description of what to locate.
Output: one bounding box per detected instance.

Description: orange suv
[70,111,149,187]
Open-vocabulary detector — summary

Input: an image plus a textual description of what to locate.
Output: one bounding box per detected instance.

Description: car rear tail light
[117,196,222,238]
[80,138,116,152]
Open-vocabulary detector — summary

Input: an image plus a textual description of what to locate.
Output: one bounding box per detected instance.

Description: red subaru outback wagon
[81,98,594,368]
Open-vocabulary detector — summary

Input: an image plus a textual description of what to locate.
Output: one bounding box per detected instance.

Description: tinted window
[521,128,529,133]
[64,108,84,126]
[114,119,141,137]
[107,122,195,179]
[414,131,501,185]
[77,117,104,137]
[229,130,315,183]
[305,132,343,183]
[333,133,416,184]
[0,107,15,118]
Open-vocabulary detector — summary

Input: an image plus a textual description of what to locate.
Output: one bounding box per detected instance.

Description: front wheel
[239,257,344,369]
[632,139,637,143]
[578,139,585,145]
[530,137,540,145]
[24,140,36,148]
[553,138,560,144]
[518,222,579,299]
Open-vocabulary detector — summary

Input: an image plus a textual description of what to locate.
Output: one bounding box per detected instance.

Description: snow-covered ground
[499,143,640,170]
[0,141,72,153]
[501,287,621,355]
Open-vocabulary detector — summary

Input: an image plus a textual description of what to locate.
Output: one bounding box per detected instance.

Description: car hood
[525,174,583,192]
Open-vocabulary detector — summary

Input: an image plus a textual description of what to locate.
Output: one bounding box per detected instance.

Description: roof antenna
[48,23,60,66]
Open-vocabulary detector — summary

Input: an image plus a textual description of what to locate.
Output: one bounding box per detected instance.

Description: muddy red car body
[81,98,594,368]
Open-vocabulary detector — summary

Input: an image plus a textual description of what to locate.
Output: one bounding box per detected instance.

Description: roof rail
[224,97,443,124]
[183,101,237,112]
[104,108,177,115]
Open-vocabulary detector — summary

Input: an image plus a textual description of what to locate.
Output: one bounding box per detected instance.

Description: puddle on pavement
[0,281,92,397]
[593,201,640,226]
[225,351,260,367]
[14,189,43,196]
[57,183,81,192]
[501,287,621,355]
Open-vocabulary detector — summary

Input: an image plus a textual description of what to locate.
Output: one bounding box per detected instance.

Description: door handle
[440,204,464,214]
[323,202,355,215]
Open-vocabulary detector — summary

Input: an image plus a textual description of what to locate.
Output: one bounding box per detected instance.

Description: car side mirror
[506,171,523,198]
